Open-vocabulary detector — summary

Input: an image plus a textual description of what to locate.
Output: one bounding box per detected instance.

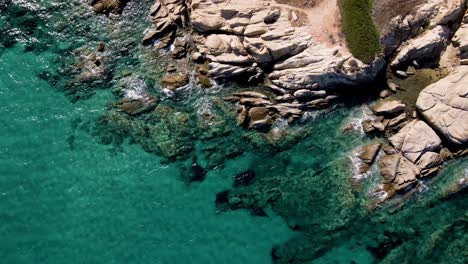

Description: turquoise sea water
[1,1,467,264]
[0,45,293,263]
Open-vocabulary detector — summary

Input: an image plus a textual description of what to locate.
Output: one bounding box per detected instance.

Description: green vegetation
[339,0,382,63]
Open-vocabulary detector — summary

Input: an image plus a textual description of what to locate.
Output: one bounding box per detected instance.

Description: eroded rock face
[381,0,466,56]
[416,66,468,145]
[357,143,382,174]
[389,120,442,170]
[142,0,188,47]
[190,0,384,90]
[378,153,420,191]
[390,25,451,68]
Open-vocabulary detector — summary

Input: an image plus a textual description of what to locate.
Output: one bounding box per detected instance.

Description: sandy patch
[271,0,347,49]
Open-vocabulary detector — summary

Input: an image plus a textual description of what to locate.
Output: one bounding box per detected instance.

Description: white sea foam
[122,77,148,100]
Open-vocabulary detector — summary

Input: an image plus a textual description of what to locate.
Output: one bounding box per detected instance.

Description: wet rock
[248,107,272,130]
[117,96,159,116]
[143,0,187,46]
[416,66,468,145]
[358,143,382,174]
[91,0,127,15]
[233,170,256,187]
[371,100,406,116]
[237,106,248,126]
[362,120,385,133]
[160,72,189,89]
[269,104,303,117]
[171,38,188,59]
[196,63,212,88]
[167,63,177,73]
[379,153,420,191]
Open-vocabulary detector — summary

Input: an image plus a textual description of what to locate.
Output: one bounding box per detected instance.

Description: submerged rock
[160,72,189,89]
[233,170,256,187]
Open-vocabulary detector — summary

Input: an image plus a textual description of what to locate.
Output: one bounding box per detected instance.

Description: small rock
[293,89,311,99]
[237,106,248,126]
[97,43,105,52]
[248,107,273,130]
[233,91,269,99]
[275,94,294,102]
[395,70,408,78]
[380,90,391,98]
[371,100,406,116]
[167,63,177,73]
[192,52,204,62]
[387,80,399,92]
[160,72,189,89]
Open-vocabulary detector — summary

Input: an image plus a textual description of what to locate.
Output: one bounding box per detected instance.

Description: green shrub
[339,0,382,63]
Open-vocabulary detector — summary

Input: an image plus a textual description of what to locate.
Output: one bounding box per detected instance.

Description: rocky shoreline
[89,0,468,201]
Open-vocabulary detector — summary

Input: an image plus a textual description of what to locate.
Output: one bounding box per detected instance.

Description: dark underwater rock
[189,162,207,183]
[233,170,256,187]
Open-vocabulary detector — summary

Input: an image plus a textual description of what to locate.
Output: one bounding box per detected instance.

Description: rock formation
[379,0,466,57]
[142,0,188,48]
[190,0,384,99]
[89,0,127,14]
[390,25,451,68]
[416,66,468,145]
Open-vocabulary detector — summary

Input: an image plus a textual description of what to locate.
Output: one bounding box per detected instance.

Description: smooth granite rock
[416,66,468,145]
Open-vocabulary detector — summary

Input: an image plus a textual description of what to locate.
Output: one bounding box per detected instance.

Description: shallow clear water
[1,1,467,264]
[0,45,292,263]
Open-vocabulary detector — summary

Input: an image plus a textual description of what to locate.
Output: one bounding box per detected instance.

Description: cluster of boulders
[73,43,109,84]
[89,0,127,14]
[142,0,188,48]
[362,100,409,135]
[356,75,467,197]
[224,89,338,130]
[190,0,383,88]
[356,100,466,198]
